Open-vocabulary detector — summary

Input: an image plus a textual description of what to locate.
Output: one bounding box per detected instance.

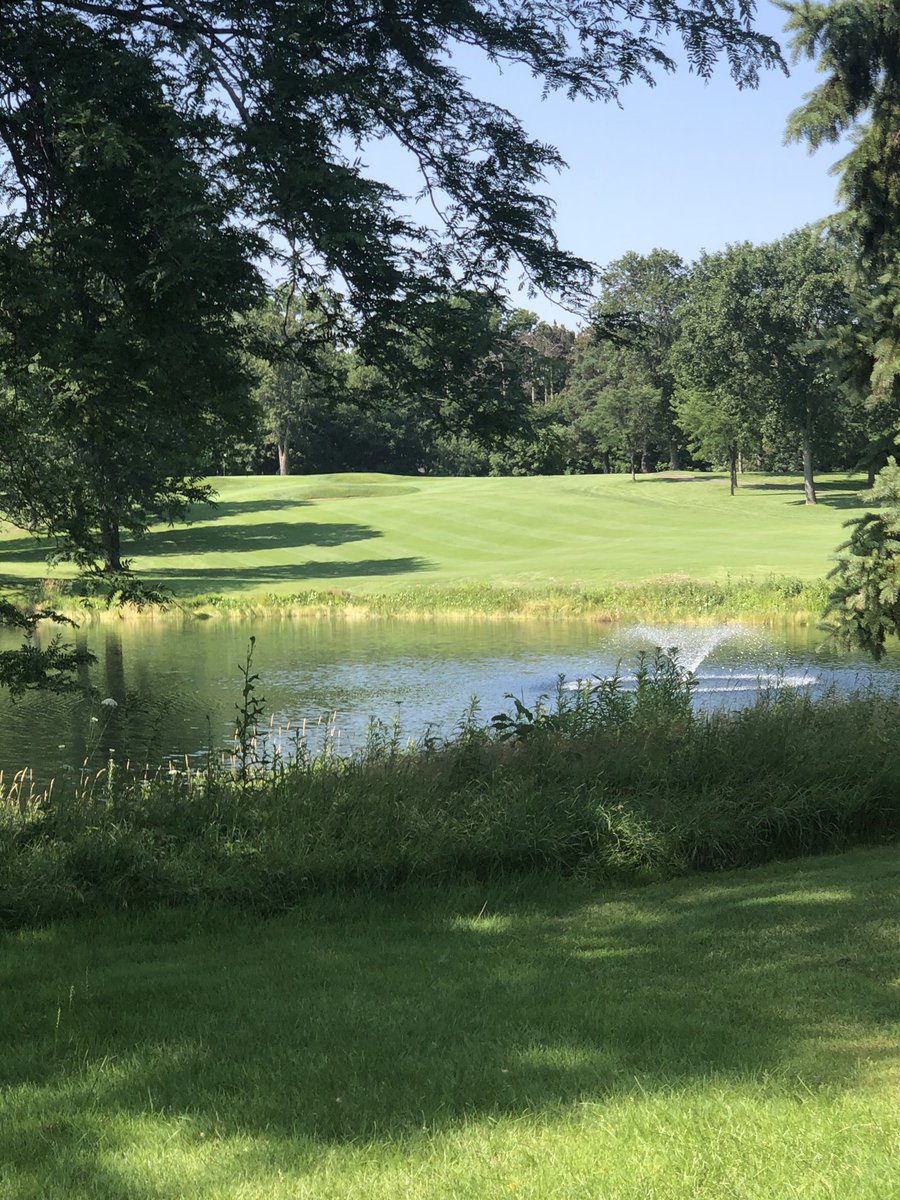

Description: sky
[359,1,846,325]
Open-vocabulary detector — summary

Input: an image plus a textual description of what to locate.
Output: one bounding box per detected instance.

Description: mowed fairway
[0,472,869,598]
[2,847,898,1199]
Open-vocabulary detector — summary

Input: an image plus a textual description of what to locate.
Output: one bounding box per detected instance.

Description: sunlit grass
[2,846,898,1198]
[0,471,867,616]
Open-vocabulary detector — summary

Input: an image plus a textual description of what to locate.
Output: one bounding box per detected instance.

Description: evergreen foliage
[785,0,900,407]
[823,457,900,657]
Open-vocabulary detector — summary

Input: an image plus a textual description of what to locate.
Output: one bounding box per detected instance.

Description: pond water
[1,617,899,785]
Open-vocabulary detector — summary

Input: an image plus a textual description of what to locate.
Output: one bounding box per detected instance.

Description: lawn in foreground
[2,845,898,1199]
[0,472,869,600]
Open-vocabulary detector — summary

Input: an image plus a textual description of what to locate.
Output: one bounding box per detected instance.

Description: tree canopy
[1,1,782,314]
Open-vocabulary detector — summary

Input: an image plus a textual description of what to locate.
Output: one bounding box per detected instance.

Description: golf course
[5,0,900,1195]
[3,470,899,1200]
[0,472,870,614]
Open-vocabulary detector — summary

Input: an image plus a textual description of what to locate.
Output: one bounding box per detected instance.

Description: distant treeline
[239,228,892,503]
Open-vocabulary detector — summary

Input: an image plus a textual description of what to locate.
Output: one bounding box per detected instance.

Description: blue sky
[361,1,846,324]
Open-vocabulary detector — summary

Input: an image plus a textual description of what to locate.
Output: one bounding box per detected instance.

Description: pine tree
[784,0,900,409]
[784,1,900,652]
[823,459,900,658]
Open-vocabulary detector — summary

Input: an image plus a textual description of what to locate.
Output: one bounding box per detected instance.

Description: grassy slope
[2,846,898,1199]
[0,472,868,600]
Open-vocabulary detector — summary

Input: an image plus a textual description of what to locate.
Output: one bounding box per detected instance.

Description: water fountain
[563,622,820,710]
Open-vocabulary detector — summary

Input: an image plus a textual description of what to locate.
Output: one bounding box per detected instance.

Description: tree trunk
[737,450,743,475]
[802,408,817,504]
[101,517,123,572]
[668,442,681,471]
[640,446,650,473]
[600,450,611,474]
[729,446,737,496]
[867,464,877,488]
[276,435,291,476]
[631,452,637,482]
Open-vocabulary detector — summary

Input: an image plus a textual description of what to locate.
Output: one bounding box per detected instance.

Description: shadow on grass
[0,534,51,564]
[135,520,382,557]
[742,479,869,510]
[634,474,724,483]
[139,556,431,592]
[186,498,314,520]
[0,850,897,1195]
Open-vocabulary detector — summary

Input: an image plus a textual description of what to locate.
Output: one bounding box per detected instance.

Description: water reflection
[0,617,897,783]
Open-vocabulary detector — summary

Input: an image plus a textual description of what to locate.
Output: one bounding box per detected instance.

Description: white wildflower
[100,697,118,709]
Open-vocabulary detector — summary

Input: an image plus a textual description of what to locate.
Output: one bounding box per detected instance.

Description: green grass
[0,472,868,614]
[2,845,898,1198]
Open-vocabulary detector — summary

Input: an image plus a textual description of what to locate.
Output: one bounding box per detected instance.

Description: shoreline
[27,576,833,627]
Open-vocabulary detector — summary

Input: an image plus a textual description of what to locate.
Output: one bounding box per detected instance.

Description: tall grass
[41,575,832,624]
[1,656,898,928]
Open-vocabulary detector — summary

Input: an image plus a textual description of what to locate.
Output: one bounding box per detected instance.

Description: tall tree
[672,233,848,500]
[672,243,771,493]
[591,249,690,468]
[0,23,263,571]
[509,312,576,405]
[764,227,851,503]
[563,335,666,476]
[784,0,900,447]
[251,290,345,477]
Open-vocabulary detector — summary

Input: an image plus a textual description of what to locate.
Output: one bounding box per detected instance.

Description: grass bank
[3,668,899,927]
[0,472,867,620]
[2,845,898,1198]
[40,575,832,626]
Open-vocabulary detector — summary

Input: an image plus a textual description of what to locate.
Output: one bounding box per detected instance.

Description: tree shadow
[634,474,723,483]
[743,479,870,510]
[0,534,50,564]
[135,520,381,557]
[186,498,314,519]
[141,556,431,592]
[0,850,897,1195]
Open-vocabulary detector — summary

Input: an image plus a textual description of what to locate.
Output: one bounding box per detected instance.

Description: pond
[1,616,899,786]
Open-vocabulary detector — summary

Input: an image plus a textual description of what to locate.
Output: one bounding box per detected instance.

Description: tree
[563,335,666,476]
[763,228,850,503]
[671,244,771,493]
[509,312,577,405]
[591,249,690,468]
[784,0,900,442]
[672,233,849,500]
[0,23,263,571]
[247,292,536,476]
[251,290,346,476]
